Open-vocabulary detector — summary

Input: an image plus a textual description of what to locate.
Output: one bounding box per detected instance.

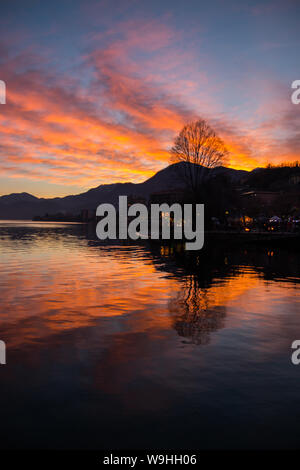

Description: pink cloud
[0,18,299,195]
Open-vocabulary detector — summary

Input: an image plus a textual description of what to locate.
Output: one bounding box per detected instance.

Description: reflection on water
[0,221,299,449]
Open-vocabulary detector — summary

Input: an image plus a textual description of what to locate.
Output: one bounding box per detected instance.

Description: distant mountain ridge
[1,161,298,219]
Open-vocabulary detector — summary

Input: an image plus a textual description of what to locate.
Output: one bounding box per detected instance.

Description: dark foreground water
[0,221,299,449]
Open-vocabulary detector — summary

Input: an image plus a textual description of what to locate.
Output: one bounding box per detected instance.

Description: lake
[0,221,299,449]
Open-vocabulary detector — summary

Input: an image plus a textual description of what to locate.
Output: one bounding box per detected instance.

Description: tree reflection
[169,275,226,345]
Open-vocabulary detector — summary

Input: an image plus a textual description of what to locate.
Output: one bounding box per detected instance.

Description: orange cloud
[0,19,299,196]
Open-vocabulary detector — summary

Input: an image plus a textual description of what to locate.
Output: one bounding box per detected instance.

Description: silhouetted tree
[171,119,228,196]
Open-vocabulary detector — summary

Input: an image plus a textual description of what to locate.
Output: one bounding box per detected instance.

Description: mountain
[245,165,300,191]
[0,162,249,219]
[0,192,38,203]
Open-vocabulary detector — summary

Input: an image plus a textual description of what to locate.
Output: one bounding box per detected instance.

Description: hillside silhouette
[0,162,299,219]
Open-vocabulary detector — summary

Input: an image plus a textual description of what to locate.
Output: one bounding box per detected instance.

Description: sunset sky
[0,0,299,197]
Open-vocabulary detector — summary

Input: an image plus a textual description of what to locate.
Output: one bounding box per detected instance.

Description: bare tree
[171,119,228,195]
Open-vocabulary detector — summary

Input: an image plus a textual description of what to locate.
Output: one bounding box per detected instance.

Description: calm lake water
[0,221,299,449]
